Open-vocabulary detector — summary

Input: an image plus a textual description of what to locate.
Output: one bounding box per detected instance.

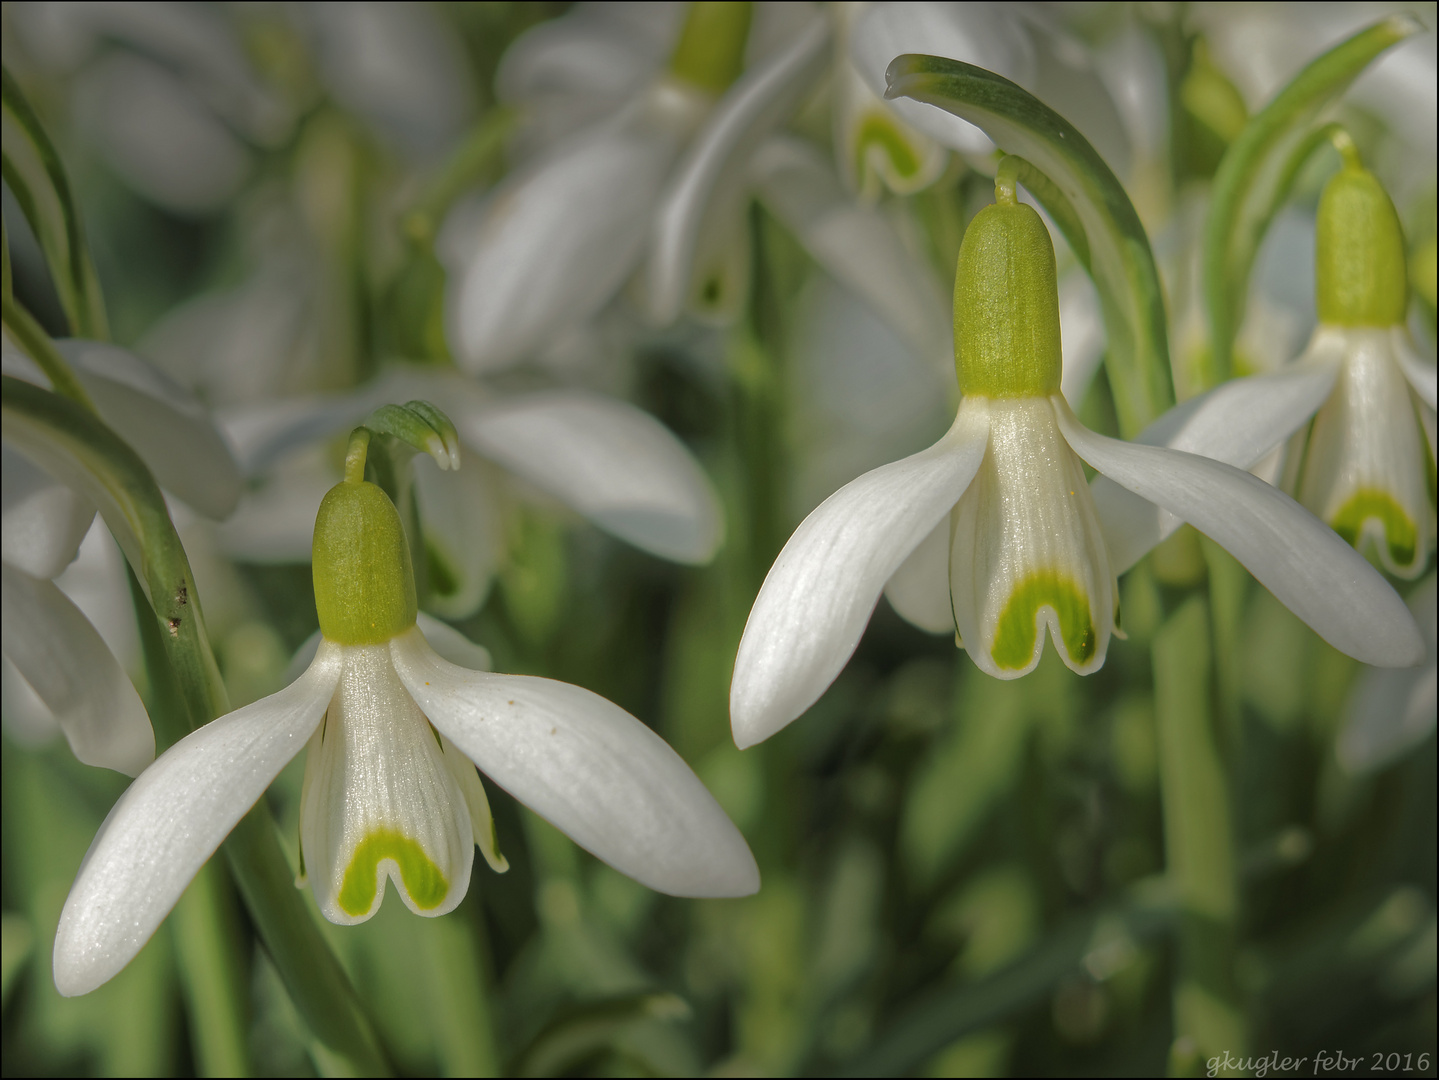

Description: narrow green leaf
[2,293,95,409]
[1203,15,1421,383]
[1,66,108,339]
[886,54,1172,437]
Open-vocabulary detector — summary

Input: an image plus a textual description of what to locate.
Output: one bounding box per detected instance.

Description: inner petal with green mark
[856,111,923,184]
[338,828,449,917]
[990,570,1097,671]
[1330,488,1419,569]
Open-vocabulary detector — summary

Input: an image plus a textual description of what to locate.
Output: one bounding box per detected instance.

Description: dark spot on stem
[167,617,181,637]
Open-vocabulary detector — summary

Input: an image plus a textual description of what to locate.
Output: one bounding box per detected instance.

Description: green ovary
[990,571,1097,670]
[1330,488,1418,567]
[337,828,448,916]
[856,112,921,182]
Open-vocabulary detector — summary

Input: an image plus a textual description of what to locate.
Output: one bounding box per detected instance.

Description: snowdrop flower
[216,367,722,619]
[450,2,829,368]
[2,338,242,774]
[52,429,759,997]
[1094,154,1436,579]
[729,176,1423,748]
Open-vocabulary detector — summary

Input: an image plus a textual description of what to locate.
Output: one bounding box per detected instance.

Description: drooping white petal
[950,398,1115,679]
[1392,326,1437,410]
[0,563,152,776]
[852,2,1034,155]
[1338,574,1437,773]
[53,640,343,997]
[1296,328,1434,579]
[1092,358,1341,572]
[751,136,951,370]
[449,83,703,372]
[731,407,990,748]
[391,627,758,897]
[300,643,473,925]
[496,3,678,107]
[459,390,723,564]
[416,613,491,672]
[1055,399,1424,668]
[645,18,829,324]
[412,453,502,620]
[2,444,95,579]
[57,340,243,519]
[883,517,954,634]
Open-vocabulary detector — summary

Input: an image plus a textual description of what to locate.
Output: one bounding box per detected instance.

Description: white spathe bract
[55,621,758,997]
[731,391,1424,749]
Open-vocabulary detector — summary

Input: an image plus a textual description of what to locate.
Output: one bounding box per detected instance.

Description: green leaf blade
[885,54,1173,437]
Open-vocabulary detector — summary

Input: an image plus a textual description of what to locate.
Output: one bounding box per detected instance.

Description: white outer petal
[1093,359,1341,573]
[1058,271,1106,407]
[883,517,953,634]
[2,444,95,578]
[391,627,758,898]
[460,391,723,564]
[1338,574,1437,774]
[449,99,686,372]
[1,563,153,775]
[1055,400,1423,668]
[58,340,243,519]
[751,136,951,370]
[731,406,989,748]
[1392,327,1437,410]
[53,641,343,996]
[645,18,830,324]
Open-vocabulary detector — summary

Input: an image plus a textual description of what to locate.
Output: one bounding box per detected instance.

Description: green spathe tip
[954,189,1063,398]
[312,480,418,645]
[1316,162,1407,326]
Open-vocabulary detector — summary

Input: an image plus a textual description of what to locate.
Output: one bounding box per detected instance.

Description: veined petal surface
[1055,400,1424,668]
[1297,328,1435,578]
[2,444,95,578]
[731,408,989,748]
[1,563,152,775]
[645,17,829,324]
[950,398,1115,679]
[53,640,343,997]
[300,643,473,925]
[391,627,758,897]
[1093,357,1341,573]
[460,390,722,564]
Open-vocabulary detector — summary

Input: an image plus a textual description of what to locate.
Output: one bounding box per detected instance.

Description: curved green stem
[2,293,94,410]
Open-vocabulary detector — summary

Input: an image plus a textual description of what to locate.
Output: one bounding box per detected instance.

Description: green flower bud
[312,480,417,645]
[954,193,1062,398]
[1316,163,1407,326]
[669,1,753,93]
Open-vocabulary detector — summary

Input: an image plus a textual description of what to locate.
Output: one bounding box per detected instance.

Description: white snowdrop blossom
[2,338,243,774]
[53,447,758,997]
[729,185,1424,749]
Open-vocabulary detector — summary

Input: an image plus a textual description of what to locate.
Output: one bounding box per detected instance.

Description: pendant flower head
[730,171,1423,749]
[1288,158,1437,578]
[54,420,758,996]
